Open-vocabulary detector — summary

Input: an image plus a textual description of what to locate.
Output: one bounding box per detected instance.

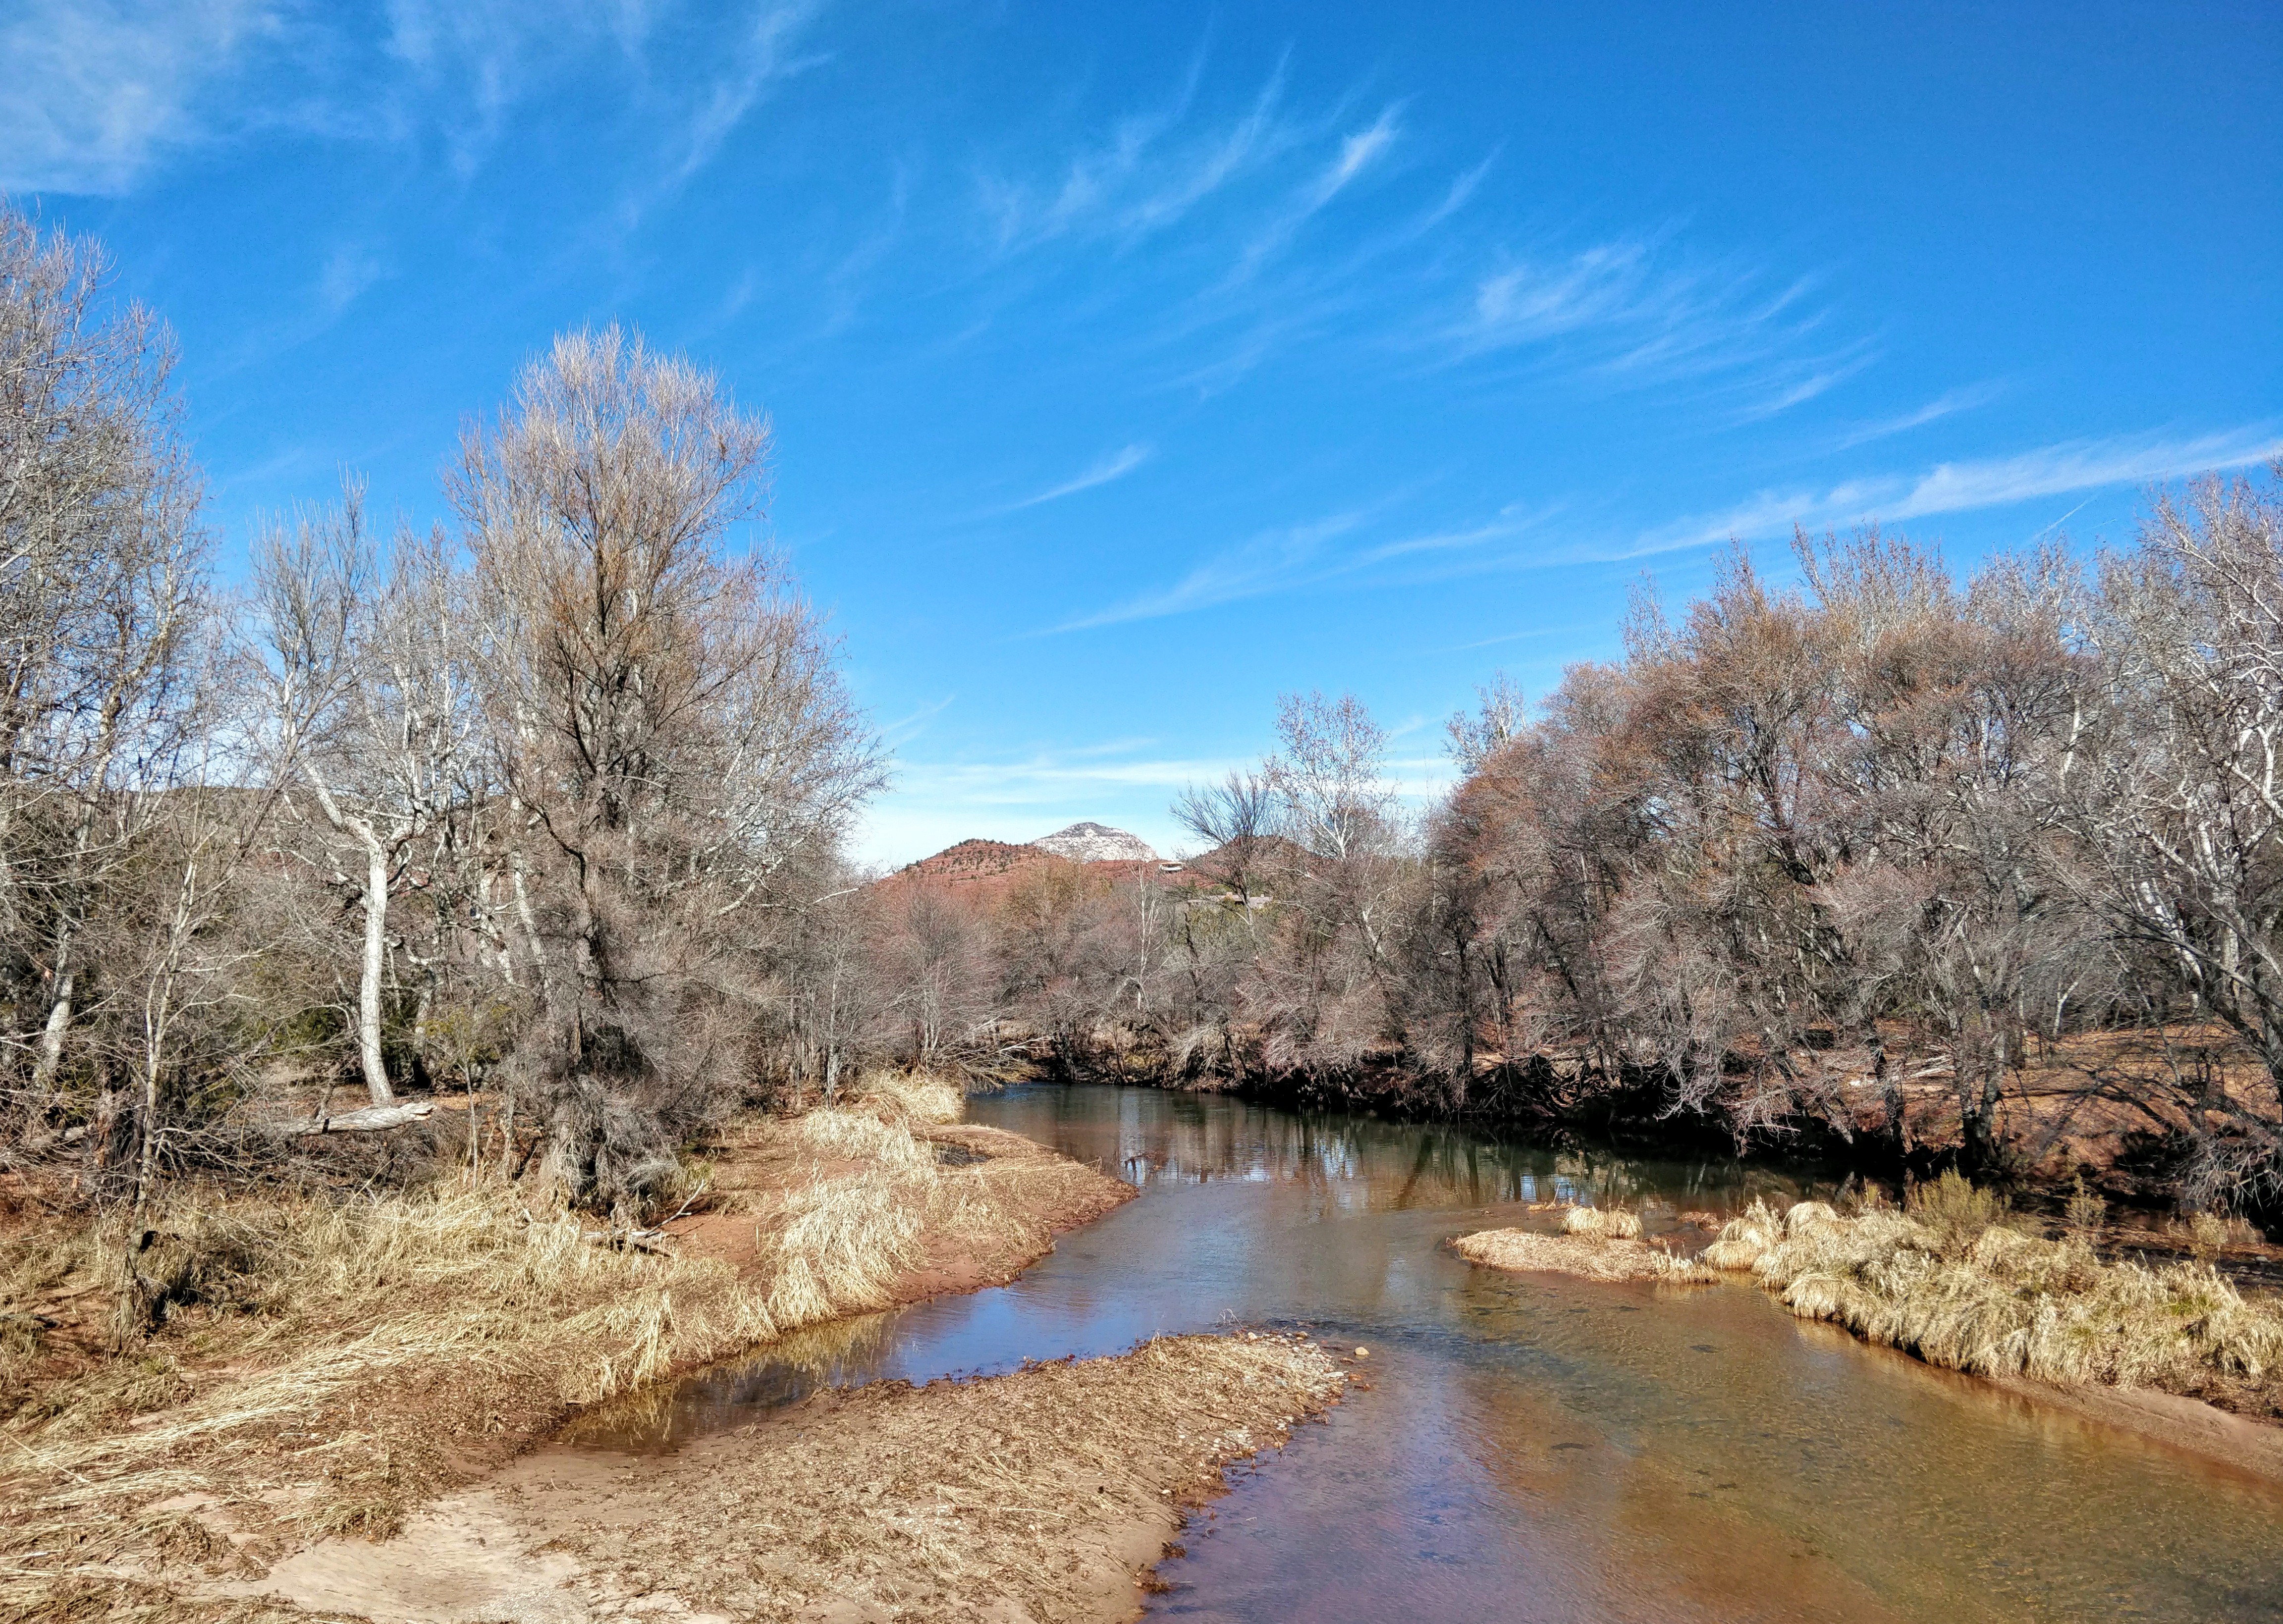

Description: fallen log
[583,1225,675,1254]
[276,1100,437,1136]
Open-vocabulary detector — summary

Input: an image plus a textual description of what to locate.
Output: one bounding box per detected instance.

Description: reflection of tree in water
[1084,1086,1843,1215]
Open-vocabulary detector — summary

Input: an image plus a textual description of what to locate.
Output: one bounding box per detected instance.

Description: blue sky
[6,1,2279,865]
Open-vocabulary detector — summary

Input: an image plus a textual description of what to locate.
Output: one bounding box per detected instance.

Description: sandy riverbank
[0,1083,1135,1615]
[210,1333,1348,1624]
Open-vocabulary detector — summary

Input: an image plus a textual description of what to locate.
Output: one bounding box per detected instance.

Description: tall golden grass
[0,1072,1116,1594]
[1561,1204,1643,1240]
[1703,1178,2283,1409]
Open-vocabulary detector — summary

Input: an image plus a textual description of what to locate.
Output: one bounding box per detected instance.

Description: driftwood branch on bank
[584,1225,674,1254]
[276,1100,437,1136]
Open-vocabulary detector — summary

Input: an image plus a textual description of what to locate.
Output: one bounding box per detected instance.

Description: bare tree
[451,325,881,1210]
[252,489,480,1107]
[1174,768,1276,904]
[2077,470,2283,1207]
[1267,690,1395,864]
[0,199,208,1120]
[1445,671,1527,776]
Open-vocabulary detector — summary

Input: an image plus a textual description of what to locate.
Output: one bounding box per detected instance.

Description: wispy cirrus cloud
[1634,422,2283,556]
[0,0,279,194]
[975,58,1301,252]
[382,0,830,187]
[0,0,831,200]
[1830,381,2005,449]
[876,693,955,750]
[1007,443,1155,510]
[317,242,390,314]
[1455,235,1869,415]
[1055,509,1373,630]
[964,51,1865,420]
[1229,102,1403,280]
[1311,106,1401,205]
[1727,354,1881,424]
[1449,626,1563,651]
[974,61,1409,288]
[1055,499,1551,631]
[662,1,830,188]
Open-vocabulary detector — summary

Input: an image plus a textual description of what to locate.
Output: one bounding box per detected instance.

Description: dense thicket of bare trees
[912,477,2283,1222]
[2,204,880,1221]
[1409,489,2283,1217]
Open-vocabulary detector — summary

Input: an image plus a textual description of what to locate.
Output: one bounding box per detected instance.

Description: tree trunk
[355,827,394,1105]
[31,919,75,1090]
[1958,1053,2005,1174]
[31,802,104,1092]
[302,770,396,1106]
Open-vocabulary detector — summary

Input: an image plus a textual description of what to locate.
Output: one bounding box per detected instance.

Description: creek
[582,1083,2283,1622]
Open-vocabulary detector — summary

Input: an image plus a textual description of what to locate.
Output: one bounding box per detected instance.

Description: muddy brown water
[576,1083,2283,1621]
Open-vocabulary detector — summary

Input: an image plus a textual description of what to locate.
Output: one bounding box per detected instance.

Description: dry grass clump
[847,1069,967,1127]
[764,1113,936,1326]
[0,1089,1129,1608]
[760,1109,1109,1329]
[1702,1184,2283,1414]
[1455,1222,1713,1285]
[1562,1204,1643,1240]
[2174,1209,2263,1263]
[530,1334,1348,1623]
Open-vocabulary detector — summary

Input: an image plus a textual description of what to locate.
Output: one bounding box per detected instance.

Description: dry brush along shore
[1451,1203,1715,1285]
[0,1076,1132,1615]
[1454,1175,2283,1474]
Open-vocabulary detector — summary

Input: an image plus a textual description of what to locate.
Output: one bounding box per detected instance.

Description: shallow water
[583,1083,2283,1622]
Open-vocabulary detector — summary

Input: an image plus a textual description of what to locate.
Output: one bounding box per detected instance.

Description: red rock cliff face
[877,830,1178,912]
[900,838,1065,885]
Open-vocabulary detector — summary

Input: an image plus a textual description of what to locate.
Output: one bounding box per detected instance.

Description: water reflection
[1087,1085,1814,1215]
[579,1083,2283,1622]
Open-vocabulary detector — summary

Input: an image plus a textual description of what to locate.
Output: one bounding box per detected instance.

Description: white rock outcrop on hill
[1030,821,1160,863]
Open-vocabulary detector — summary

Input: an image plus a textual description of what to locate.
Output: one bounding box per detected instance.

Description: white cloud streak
[1008,443,1155,510]
[660,1,830,189]
[1056,499,1550,631]
[1308,104,1400,208]
[384,0,830,185]
[1055,509,1371,629]
[0,0,277,194]
[1830,381,2005,449]
[1637,423,2283,556]
[0,0,829,196]
[317,242,389,313]
[1452,236,1867,413]
[977,60,1301,252]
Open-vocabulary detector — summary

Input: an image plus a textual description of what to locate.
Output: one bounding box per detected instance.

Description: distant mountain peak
[1031,821,1159,863]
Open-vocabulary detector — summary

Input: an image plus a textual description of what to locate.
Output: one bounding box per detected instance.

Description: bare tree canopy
[451,325,883,1210]
[3,207,891,1229]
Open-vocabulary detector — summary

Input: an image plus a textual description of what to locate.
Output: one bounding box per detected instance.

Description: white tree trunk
[357,826,394,1106]
[302,770,396,1106]
[31,923,74,1090]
